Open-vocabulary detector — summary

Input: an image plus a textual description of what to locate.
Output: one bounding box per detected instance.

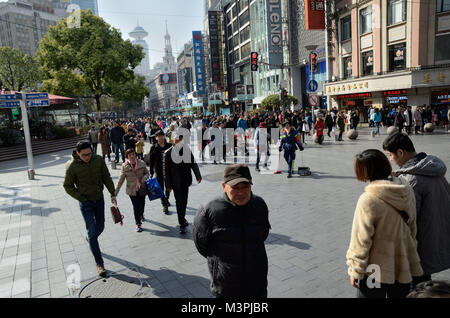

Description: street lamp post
[305,45,318,135]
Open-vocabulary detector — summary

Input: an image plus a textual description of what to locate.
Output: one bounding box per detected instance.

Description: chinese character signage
[208,12,222,86]
[305,0,325,30]
[266,0,283,69]
[192,31,206,95]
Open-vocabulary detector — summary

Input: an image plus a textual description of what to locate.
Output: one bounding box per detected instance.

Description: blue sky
[0,0,204,67]
[98,0,204,67]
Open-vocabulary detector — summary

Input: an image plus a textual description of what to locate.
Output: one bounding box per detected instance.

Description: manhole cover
[78,268,152,298]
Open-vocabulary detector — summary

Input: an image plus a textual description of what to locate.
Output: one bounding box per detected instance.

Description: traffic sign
[25,93,49,100]
[26,100,50,107]
[309,94,319,107]
[306,80,318,93]
[0,101,20,108]
[0,94,17,101]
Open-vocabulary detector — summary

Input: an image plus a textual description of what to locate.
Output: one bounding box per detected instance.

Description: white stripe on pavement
[0,235,31,249]
[0,220,31,232]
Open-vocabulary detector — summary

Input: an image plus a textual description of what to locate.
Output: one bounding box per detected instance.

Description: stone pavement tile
[48,269,67,284]
[183,282,213,298]
[11,278,30,296]
[31,248,47,261]
[31,268,49,284]
[12,291,30,298]
[34,293,51,298]
[61,251,77,263]
[31,280,50,298]
[31,258,47,271]
[50,282,69,298]
[164,280,191,298]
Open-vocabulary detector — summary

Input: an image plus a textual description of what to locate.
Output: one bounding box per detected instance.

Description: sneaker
[180,222,189,234]
[136,225,143,232]
[163,206,169,214]
[97,265,107,278]
[287,174,292,179]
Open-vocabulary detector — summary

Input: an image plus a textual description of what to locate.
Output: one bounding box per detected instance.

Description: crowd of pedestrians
[62,107,450,298]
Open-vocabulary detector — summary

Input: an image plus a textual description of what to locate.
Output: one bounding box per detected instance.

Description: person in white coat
[254,122,271,172]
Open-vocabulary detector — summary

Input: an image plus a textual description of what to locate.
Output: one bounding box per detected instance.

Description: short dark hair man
[144,129,172,214]
[63,141,116,277]
[193,164,271,298]
[163,130,202,234]
[110,121,126,163]
[383,132,450,287]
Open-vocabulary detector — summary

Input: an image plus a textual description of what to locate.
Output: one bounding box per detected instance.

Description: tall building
[324,0,450,119]
[69,0,98,15]
[129,24,151,78]
[288,0,327,109]
[162,22,177,73]
[0,0,60,56]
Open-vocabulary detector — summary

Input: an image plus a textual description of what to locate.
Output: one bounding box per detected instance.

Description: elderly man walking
[193,164,271,298]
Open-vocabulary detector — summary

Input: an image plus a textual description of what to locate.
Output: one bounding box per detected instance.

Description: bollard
[28,169,35,180]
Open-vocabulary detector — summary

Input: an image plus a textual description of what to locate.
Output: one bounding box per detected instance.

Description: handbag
[110,204,124,226]
[145,177,165,201]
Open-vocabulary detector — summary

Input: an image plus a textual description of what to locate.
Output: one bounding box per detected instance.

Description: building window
[233,20,238,34]
[240,25,250,43]
[437,0,450,13]
[389,43,406,71]
[388,0,406,25]
[362,51,374,76]
[435,34,450,62]
[233,35,239,47]
[343,56,353,79]
[239,9,249,29]
[239,0,249,12]
[360,5,373,35]
[232,5,238,19]
[240,42,251,59]
[340,15,351,42]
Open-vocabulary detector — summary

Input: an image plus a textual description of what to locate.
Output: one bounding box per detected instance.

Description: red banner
[305,0,325,30]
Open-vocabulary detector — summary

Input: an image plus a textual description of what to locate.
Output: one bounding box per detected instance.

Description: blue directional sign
[26,100,50,107]
[306,80,319,93]
[25,93,49,100]
[0,101,20,108]
[0,94,17,101]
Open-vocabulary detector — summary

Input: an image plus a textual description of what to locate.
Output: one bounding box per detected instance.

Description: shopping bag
[110,204,124,226]
[145,177,165,201]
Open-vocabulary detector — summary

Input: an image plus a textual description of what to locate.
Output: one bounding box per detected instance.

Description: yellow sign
[326,82,369,95]
[439,72,446,83]
[424,73,432,84]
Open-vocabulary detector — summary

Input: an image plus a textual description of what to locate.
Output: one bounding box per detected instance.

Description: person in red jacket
[315,117,325,145]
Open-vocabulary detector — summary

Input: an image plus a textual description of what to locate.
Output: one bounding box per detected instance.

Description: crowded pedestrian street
[0,127,448,298]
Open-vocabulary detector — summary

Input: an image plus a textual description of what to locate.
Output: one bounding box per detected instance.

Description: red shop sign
[383,90,408,96]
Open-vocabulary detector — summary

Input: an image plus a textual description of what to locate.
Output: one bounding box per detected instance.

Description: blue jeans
[79,199,105,266]
[112,143,125,162]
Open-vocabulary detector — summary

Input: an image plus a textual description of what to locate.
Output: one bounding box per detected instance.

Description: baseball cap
[223,164,253,187]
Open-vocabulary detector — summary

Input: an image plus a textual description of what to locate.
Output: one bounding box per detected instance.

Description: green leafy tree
[0,47,41,92]
[38,10,147,121]
[261,94,298,111]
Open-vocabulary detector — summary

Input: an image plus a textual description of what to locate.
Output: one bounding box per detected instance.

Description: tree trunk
[95,95,102,123]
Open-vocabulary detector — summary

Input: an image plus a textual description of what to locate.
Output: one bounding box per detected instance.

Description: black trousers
[412,274,432,289]
[356,277,410,298]
[130,195,145,226]
[156,174,170,208]
[173,187,189,226]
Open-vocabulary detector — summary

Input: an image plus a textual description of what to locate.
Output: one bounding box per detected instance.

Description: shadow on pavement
[102,253,213,298]
[143,219,193,240]
[267,233,311,250]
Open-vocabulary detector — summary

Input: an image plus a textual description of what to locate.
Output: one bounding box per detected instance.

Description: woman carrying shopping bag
[115,149,150,232]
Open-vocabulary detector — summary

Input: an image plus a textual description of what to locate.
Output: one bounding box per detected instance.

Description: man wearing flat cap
[193,164,271,298]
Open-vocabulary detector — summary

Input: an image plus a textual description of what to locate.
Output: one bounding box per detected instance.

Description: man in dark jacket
[123,129,137,151]
[144,130,172,214]
[63,141,116,278]
[164,130,202,234]
[383,133,450,287]
[110,121,126,163]
[193,164,271,298]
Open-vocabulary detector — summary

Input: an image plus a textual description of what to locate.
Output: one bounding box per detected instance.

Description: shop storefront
[384,89,408,108]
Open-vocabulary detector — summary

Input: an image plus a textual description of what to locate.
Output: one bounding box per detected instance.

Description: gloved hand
[299,145,304,151]
[278,147,282,152]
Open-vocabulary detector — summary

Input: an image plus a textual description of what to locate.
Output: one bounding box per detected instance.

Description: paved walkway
[0,127,449,298]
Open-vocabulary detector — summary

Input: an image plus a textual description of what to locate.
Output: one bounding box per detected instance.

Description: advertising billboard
[192,31,206,95]
[305,0,325,30]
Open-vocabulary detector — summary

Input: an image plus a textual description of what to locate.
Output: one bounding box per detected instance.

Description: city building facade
[0,0,60,56]
[69,0,98,15]
[324,0,450,118]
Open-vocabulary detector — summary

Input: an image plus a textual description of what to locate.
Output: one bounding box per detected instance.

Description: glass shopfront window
[343,56,353,79]
[437,0,450,13]
[362,51,374,76]
[435,34,450,62]
[389,43,406,71]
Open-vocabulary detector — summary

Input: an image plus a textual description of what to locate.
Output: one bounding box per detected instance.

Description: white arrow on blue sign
[26,100,50,107]
[306,80,318,93]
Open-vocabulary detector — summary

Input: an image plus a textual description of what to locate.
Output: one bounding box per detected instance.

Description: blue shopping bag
[145,178,165,201]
